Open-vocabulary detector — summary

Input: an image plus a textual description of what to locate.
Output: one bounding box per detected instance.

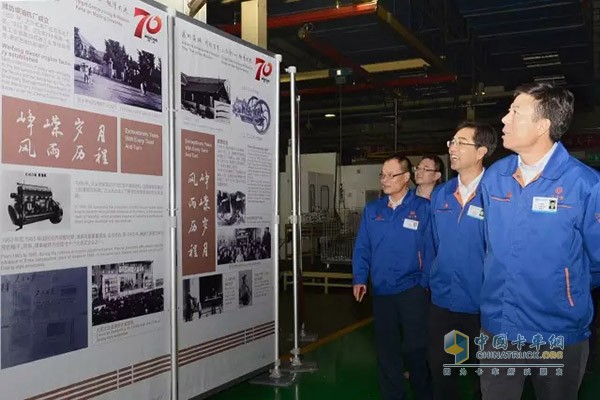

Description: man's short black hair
[455,120,498,158]
[420,154,445,183]
[514,82,574,141]
[383,153,412,174]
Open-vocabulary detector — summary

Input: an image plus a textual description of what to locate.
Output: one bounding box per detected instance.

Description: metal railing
[319,208,362,267]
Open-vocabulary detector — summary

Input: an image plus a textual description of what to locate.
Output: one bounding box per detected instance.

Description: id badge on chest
[403,218,419,230]
[532,197,558,213]
[467,205,484,220]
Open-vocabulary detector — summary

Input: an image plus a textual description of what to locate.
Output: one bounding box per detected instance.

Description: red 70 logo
[134,8,162,38]
[255,58,273,81]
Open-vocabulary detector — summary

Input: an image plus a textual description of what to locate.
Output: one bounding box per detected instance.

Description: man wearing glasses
[353,154,433,400]
[423,121,497,400]
[414,155,445,200]
[479,82,600,400]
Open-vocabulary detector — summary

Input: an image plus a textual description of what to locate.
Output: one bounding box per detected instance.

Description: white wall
[300,153,338,174]
[299,153,336,213]
[339,164,381,209]
[278,148,336,258]
[294,151,337,214]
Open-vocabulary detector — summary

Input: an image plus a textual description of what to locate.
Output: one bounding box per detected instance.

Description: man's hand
[353,284,367,302]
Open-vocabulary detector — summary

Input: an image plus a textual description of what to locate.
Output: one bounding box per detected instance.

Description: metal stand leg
[249,57,295,387]
[280,71,318,374]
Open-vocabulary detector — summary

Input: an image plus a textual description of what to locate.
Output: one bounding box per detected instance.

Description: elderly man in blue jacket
[478,82,600,400]
[424,120,497,400]
[353,153,433,400]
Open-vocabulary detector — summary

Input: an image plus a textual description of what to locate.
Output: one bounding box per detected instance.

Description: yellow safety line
[278,317,373,361]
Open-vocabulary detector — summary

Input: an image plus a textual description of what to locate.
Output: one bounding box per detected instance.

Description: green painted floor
[210,322,600,400]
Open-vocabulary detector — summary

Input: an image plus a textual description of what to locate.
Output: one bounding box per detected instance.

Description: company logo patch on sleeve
[596,213,600,223]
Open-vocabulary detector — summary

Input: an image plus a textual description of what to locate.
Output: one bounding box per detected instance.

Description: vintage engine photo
[8,183,63,230]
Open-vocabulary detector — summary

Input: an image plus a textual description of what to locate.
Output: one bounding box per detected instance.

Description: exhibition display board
[0,1,279,399]
[174,13,279,399]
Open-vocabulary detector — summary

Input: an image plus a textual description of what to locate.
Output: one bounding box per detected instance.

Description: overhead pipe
[463,1,574,18]
[479,23,584,39]
[298,27,371,78]
[302,101,500,124]
[500,60,589,72]
[217,1,378,35]
[280,58,430,82]
[376,5,448,72]
[280,73,457,96]
[490,43,587,57]
[280,90,513,116]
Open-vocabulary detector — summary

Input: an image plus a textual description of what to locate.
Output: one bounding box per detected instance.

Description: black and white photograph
[181,72,231,122]
[238,270,253,308]
[1,170,70,232]
[74,27,162,112]
[217,190,246,226]
[217,227,271,265]
[1,267,88,369]
[183,274,223,322]
[91,261,164,326]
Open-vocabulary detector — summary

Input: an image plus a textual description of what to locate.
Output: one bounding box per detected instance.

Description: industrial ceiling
[206,0,599,164]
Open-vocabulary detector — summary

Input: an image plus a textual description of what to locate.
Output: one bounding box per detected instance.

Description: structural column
[242,0,267,48]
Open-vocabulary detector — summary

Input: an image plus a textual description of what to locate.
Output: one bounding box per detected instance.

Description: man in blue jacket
[589,276,600,373]
[479,82,600,400]
[587,184,600,374]
[353,154,433,400]
[425,121,497,400]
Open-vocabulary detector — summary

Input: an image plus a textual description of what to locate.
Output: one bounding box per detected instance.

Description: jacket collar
[377,189,416,211]
[444,177,459,196]
[499,141,569,181]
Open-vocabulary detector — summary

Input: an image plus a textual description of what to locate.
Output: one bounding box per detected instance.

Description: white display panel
[174,14,279,399]
[0,1,171,399]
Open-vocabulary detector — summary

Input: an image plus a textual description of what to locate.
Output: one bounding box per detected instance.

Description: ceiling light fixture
[522,51,561,68]
[534,75,566,85]
[325,113,336,118]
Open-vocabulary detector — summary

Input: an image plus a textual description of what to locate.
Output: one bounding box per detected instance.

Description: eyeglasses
[379,171,407,180]
[413,166,438,173]
[447,139,477,148]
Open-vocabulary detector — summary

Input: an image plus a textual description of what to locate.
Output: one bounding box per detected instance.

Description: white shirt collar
[457,168,485,206]
[517,142,558,184]
[388,190,408,209]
